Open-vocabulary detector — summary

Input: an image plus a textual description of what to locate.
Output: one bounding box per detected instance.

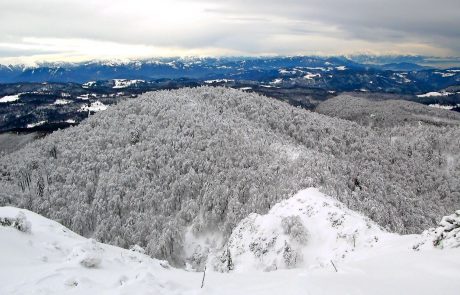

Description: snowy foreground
[1,188,459,295]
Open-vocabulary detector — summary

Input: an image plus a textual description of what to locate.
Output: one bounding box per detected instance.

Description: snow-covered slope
[78,101,108,112]
[0,94,21,103]
[112,79,145,89]
[1,189,460,295]
[212,188,388,272]
[213,189,460,273]
[0,206,194,295]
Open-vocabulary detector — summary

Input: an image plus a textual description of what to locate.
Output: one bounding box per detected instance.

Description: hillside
[0,87,459,265]
[212,188,388,272]
[1,192,459,294]
[315,94,460,128]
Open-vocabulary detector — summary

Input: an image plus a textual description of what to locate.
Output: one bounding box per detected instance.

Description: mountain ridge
[1,87,458,265]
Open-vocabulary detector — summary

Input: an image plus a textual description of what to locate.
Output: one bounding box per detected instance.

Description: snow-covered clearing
[53,99,71,105]
[79,101,108,112]
[82,81,96,88]
[0,94,21,103]
[279,69,297,74]
[1,188,459,295]
[270,78,283,84]
[429,104,459,110]
[113,79,145,89]
[395,73,412,83]
[204,79,234,84]
[304,72,321,80]
[77,94,93,100]
[434,72,456,78]
[417,91,453,98]
[27,121,46,128]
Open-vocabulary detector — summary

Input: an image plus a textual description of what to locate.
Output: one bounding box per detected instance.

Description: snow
[434,72,456,78]
[79,101,108,112]
[183,227,225,271]
[82,81,96,88]
[215,188,387,272]
[417,91,453,98]
[65,119,76,124]
[0,207,192,295]
[305,67,326,71]
[1,189,460,295]
[279,69,297,74]
[112,79,145,89]
[27,121,46,128]
[77,94,90,100]
[271,142,304,161]
[53,99,71,105]
[0,94,21,103]
[428,104,459,110]
[303,72,321,80]
[415,210,460,250]
[395,73,412,83]
[204,79,234,84]
[211,188,460,292]
[270,78,283,85]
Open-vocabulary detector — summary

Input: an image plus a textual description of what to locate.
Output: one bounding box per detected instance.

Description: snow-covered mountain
[212,188,388,272]
[1,56,459,96]
[211,188,460,273]
[1,188,459,295]
[1,87,459,267]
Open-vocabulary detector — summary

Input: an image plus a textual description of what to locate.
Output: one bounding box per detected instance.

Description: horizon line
[2,54,460,68]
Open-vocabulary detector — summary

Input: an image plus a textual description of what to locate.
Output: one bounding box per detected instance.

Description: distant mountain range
[0,56,354,83]
[1,56,459,86]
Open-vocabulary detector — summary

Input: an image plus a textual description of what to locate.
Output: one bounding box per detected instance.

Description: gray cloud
[0,47,59,58]
[0,0,459,62]
[207,0,460,41]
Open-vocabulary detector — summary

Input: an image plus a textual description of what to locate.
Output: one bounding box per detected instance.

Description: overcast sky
[1,0,459,64]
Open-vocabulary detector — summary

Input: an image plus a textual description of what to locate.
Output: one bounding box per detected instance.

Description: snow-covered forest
[0,87,459,265]
[316,94,460,128]
[1,193,459,294]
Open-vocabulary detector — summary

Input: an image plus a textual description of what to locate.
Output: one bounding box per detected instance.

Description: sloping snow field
[1,188,459,295]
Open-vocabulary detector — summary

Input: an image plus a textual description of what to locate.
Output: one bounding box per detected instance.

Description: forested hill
[0,87,459,265]
[316,94,460,128]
